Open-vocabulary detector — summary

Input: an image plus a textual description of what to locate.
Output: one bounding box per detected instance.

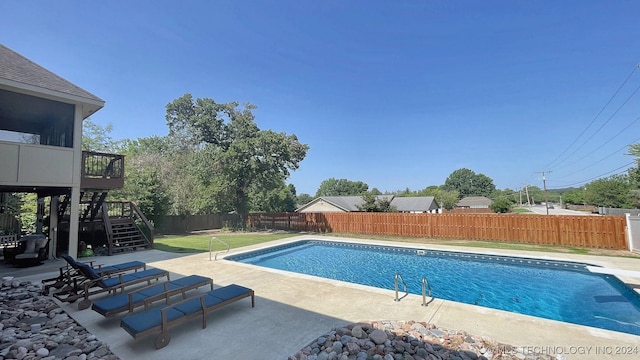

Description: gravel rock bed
[289,321,557,360]
[2,279,559,360]
[0,279,119,360]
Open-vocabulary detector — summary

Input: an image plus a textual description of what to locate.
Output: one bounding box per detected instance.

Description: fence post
[626,213,635,252]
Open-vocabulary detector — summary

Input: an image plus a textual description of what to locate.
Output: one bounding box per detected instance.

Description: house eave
[0,78,104,119]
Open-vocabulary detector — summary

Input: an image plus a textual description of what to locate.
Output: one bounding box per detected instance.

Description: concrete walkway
[2,235,640,360]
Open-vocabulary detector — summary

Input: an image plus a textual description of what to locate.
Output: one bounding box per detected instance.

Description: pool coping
[6,234,640,360]
[225,237,640,332]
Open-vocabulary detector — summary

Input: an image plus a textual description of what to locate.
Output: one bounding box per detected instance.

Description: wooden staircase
[107,218,150,254]
[103,201,154,255]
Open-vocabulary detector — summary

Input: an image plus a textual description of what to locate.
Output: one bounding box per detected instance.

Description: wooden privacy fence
[163,214,241,234]
[247,212,628,249]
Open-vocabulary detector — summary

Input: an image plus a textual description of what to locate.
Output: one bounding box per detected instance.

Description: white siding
[0,141,74,186]
[299,201,346,213]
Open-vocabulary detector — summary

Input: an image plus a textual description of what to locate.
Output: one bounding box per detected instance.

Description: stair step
[104,212,152,255]
[115,241,146,247]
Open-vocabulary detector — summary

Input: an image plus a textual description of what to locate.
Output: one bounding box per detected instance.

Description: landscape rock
[290,321,558,360]
[0,280,119,360]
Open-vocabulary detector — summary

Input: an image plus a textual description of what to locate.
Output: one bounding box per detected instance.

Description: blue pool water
[229,240,640,335]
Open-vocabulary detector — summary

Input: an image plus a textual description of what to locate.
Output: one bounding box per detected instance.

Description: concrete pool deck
[3,235,640,359]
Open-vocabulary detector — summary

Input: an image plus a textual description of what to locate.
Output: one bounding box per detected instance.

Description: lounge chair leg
[78,299,92,310]
[154,332,171,349]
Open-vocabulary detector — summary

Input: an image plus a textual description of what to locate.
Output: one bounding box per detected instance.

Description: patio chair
[3,234,48,266]
[42,254,146,295]
[54,261,169,310]
[92,275,213,317]
[120,284,254,349]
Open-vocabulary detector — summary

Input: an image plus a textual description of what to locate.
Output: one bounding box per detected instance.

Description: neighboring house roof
[390,196,438,212]
[457,196,493,208]
[296,195,438,213]
[0,44,104,118]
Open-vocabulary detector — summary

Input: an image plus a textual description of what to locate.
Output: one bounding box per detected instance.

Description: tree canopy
[165,94,308,222]
[584,175,635,208]
[356,193,396,212]
[315,178,369,197]
[82,95,308,229]
[443,168,496,198]
[82,119,117,152]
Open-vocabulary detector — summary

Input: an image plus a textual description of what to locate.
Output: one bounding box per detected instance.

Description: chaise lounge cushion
[120,284,254,339]
[100,268,168,288]
[209,284,251,301]
[121,307,185,335]
[99,261,146,274]
[91,275,212,317]
[59,254,145,276]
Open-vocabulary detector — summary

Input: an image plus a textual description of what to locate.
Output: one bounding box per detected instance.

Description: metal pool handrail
[209,237,230,261]
[394,273,408,302]
[421,276,433,306]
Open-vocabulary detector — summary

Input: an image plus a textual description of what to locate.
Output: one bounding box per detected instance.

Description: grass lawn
[511,207,532,213]
[153,231,639,259]
[153,233,299,253]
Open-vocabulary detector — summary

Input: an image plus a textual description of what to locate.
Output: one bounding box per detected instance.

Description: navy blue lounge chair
[92,275,213,317]
[54,261,169,310]
[120,284,255,349]
[43,255,146,295]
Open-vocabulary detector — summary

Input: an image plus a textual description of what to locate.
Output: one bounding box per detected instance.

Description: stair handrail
[129,202,154,246]
[210,236,230,261]
[101,203,114,255]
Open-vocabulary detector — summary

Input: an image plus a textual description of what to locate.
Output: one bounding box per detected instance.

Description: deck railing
[103,201,155,244]
[81,151,124,189]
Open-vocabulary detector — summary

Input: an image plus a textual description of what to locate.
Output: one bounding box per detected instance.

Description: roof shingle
[0,44,104,104]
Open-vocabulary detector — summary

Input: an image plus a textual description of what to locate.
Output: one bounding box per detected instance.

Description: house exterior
[296,195,438,213]
[457,196,493,209]
[390,196,439,213]
[0,44,105,258]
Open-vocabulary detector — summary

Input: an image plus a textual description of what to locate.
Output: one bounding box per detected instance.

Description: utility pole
[525,185,531,206]
[519,188,522,207]
[536,171,552,215]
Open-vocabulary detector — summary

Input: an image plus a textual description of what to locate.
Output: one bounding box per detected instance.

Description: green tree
[16,193,37,234]
[628,143,640,192]
[251,181,297,213]
[562,188,585,205]
[356,193,396,212]
[490,197,513,213]
[117,163,171,228]
[526,186,544,204]
[296,193,314,206]
[82,119,117,152]
[443,168,496,198]
[435,189,459,210]
[315,178,369,197]
[584,175,635,208]
[165,94,308,224]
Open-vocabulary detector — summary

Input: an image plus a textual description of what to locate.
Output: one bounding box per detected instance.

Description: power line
[549,82,640,171]
[548,161,635,189]
[553,137,640,180]
[552,117,640,179]
[544,65,639,170]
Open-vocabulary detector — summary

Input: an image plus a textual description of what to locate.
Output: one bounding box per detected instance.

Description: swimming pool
[228,240,640,335]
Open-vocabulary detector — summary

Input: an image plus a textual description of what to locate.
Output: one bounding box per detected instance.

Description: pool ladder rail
[421,276,433,307]
[209,237,230,261]
[394,273,408,302]
[394,273,434,306]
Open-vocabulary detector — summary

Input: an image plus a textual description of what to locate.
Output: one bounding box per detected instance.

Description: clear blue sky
[2,1,640,195]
